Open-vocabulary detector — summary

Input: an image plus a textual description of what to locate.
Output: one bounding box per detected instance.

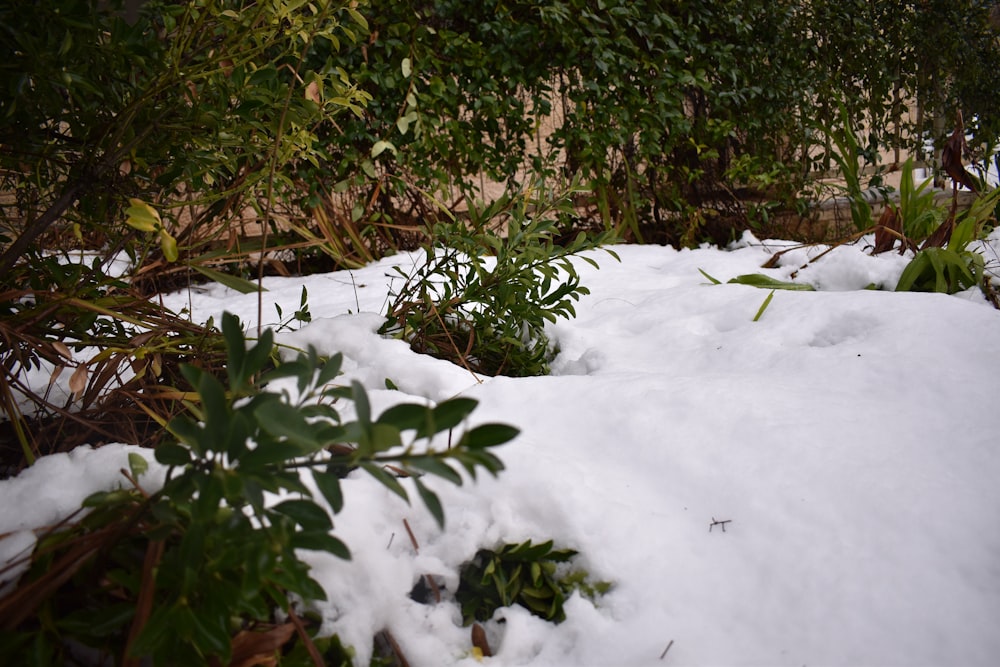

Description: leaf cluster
[0,312,515,664]
[455,539,611,625]
[894,200,999,296]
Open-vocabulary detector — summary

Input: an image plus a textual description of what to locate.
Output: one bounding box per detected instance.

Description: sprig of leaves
[382,179,617,376]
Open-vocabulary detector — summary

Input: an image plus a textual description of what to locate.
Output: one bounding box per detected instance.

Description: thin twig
[659,639,674,660]
[288,605,325,667]
[427,299,482,383]
[403,518,419,553]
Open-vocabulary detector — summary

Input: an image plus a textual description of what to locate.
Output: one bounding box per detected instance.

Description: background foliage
[328,0,1000,244]
[1,0,999,661]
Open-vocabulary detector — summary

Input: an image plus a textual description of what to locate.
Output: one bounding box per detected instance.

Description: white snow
[3,234,1000,665]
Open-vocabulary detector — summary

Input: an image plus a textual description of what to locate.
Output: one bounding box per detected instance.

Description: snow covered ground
[3,233,1000,665]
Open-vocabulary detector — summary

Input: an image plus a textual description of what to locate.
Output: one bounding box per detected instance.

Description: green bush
[0,312,515,665]
[0,0,371,278]
[381,182,617,376]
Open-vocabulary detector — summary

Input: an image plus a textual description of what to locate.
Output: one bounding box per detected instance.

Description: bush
[0,0,371,278]
[381,181,617,376]
[0,312,515,665]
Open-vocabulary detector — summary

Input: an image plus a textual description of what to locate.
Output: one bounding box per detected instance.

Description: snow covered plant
[456,539,611,626]
[381,181,618,376]
[0,313,515,666]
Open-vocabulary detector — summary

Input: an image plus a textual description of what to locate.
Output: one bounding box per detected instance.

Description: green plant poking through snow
[456,539,611,625]
[381,181,618,377]
[0,313,515,665]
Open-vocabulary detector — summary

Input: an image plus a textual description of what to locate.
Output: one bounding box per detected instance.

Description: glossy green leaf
[460,423,519,449]
[378,402,431,432]
[429,398,479,433]
[254,400,321,450]
[291,531,351,559]
[360,462,409,502]
[313,469,345,514]
[351,380,371,425]
[406,456,463,485]
[158,438,194,465]
[271,499,333,532]
[413,476,445,529]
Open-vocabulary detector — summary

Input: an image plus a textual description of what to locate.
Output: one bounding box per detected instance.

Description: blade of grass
[752,290,775,322]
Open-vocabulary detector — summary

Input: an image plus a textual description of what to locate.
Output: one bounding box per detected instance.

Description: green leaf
[291,531,351,559]
[360,462,409,502]
[223,409,253,461]
[507,539,554,561]
[316,352,344,387]
[368,422,403,452]
[255,400,321,450]
[153,442,191,466]
[428,398,479,433]
[698,268,722,284]
[194,471,224,518]
[752,290,775,322]
[130,605,175,656]
[198,373,230,449]
[459,423,519,449]
[371,140,397,158]
[187,264,264,294]
[346,6,368,30]
[58,603,134,638]
[177,523,205,594]
[184,604,231,658]
[222,312,246,379]
[378,403,431,432]
[244,329,274,380]
[413,476,445,529]
[159,229,179,262]
[271,499,333,531]
[124,198,161,232]
[727,274,814,290]
[235,438,295,470]
[351,380,371,425]
[128,452,149,478]
[313,469,345,514]
[407,457,463,485]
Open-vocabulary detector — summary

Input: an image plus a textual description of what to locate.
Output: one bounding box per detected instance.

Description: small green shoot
[753,290,776,322]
